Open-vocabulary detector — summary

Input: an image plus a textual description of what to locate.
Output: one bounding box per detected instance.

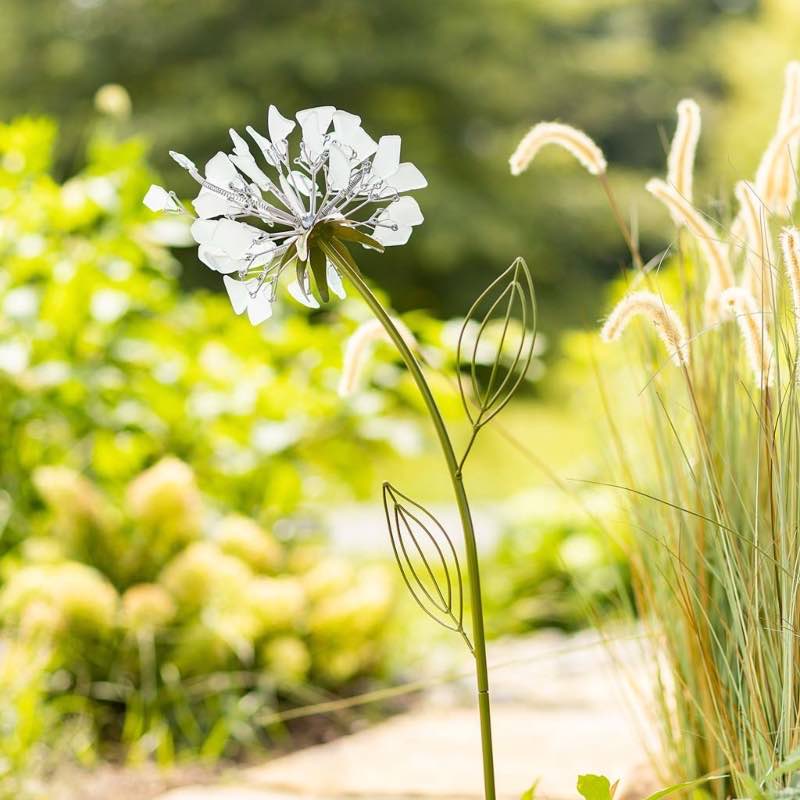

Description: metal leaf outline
[456,257,536,428]
[382,482,466,637]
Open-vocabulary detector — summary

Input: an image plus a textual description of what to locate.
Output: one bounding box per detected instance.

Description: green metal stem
[323,240,496,800]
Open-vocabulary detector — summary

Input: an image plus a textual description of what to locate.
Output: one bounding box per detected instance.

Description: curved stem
[322,240,496,800]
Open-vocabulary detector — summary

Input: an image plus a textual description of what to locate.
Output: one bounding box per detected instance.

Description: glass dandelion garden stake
[145,105,536,800]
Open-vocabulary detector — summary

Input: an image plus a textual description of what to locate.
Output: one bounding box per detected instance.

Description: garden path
[154,628,657,800]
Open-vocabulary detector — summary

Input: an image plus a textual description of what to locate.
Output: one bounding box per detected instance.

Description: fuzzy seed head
[780,227,800,379]
[667,99,701,211]
[754,113,800,217]
[600,291,690,367]
[646,179,735,316]
[734,180,775,307]
[721,287,774,388]
[338,318,417,397]
[752,62,800,216]
[779,62,800,131]
[509,122,607,177]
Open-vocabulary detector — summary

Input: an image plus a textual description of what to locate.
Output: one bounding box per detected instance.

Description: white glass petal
[384,162,427,193]
[332,110,362,133]
[249,240,276,268]
[268,105,296,144]
[331,123,377,163]
[197,245,220,270]
[371,136,401,179]
[289,171,314,196]
[278,175,305,217]
[385,196,424,226]
[326,262,346,299]
[198,245,244,274]
[192,187,240,219]
[223,276,250,315]
[297,106,336,134]
[352,128,379,162]
[190,219,218,245]
[227,128,270,187]
[372,223,412,247]
[230,153,271,191]
[332,110,377,160]
[204,152,241,187]
[169,151,196,171]
[327,144,352,191]
[247,287,273,325]
[246,125,280,168]
[212,219,260,259]
[143,185,179,212]
[298,114,325,160]
[229,128,251,158]
[288,279,320,309]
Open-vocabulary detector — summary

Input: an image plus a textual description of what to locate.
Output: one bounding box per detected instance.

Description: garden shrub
[483,488,629,636]
[0,116,429,772]
[0,115,426,553]
[0,458,396,762]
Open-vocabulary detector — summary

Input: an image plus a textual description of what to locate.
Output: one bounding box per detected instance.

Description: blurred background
[0,0,798,797]
[4,0,798,329]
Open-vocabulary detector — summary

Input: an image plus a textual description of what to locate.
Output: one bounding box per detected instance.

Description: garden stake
[147,104,537,800]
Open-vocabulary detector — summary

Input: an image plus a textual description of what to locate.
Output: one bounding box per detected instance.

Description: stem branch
[323,239,497,800]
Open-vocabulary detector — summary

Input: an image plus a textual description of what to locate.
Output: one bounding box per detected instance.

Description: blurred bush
[483,488,630,636]
[0,457,396,764]
[0,0,746,332]
[0,638,93,800]
[0,115,442,781]
[0,115,435,553]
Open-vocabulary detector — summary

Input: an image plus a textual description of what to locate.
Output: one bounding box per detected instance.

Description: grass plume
[524,62,800,797]
[721,287,774,387]
[600,291,689,367]
[338,318,417,397]
[780,226,800,378]
[754,62,800,215]
[509,121,607,176]
[734,180,775,307]
[667,99,701,210]
[645,178,735,319]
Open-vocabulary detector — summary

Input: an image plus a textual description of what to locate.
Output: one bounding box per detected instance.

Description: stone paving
[155,629,658,800]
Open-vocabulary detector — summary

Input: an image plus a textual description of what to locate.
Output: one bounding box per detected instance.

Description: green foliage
[574,774,720,800]
[482,488,630,636]
[0,458,396,765]
[577,774,617,800]
[566,71,800,798]
[0,115,429,552]
[0,0,734,331]
[0,640,71,800]
[0,115,436,782]
[520,779,540,800]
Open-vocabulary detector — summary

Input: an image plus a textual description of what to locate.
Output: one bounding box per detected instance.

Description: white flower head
[148,106,426,324]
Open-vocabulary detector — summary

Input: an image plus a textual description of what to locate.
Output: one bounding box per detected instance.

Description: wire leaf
[382,483,467,638]
[456,257,536,428]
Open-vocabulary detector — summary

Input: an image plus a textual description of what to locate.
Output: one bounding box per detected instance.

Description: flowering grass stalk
[780,227,800,378]
[600,291,689,367]
[735,180,775,307]
[508,121,607,177]
[147,105,538,800]
[667,99,701,210]
[338,318,417,397]
[514,67,800,796]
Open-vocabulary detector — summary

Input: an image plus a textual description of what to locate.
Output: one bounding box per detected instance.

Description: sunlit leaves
[577,774,618,800]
